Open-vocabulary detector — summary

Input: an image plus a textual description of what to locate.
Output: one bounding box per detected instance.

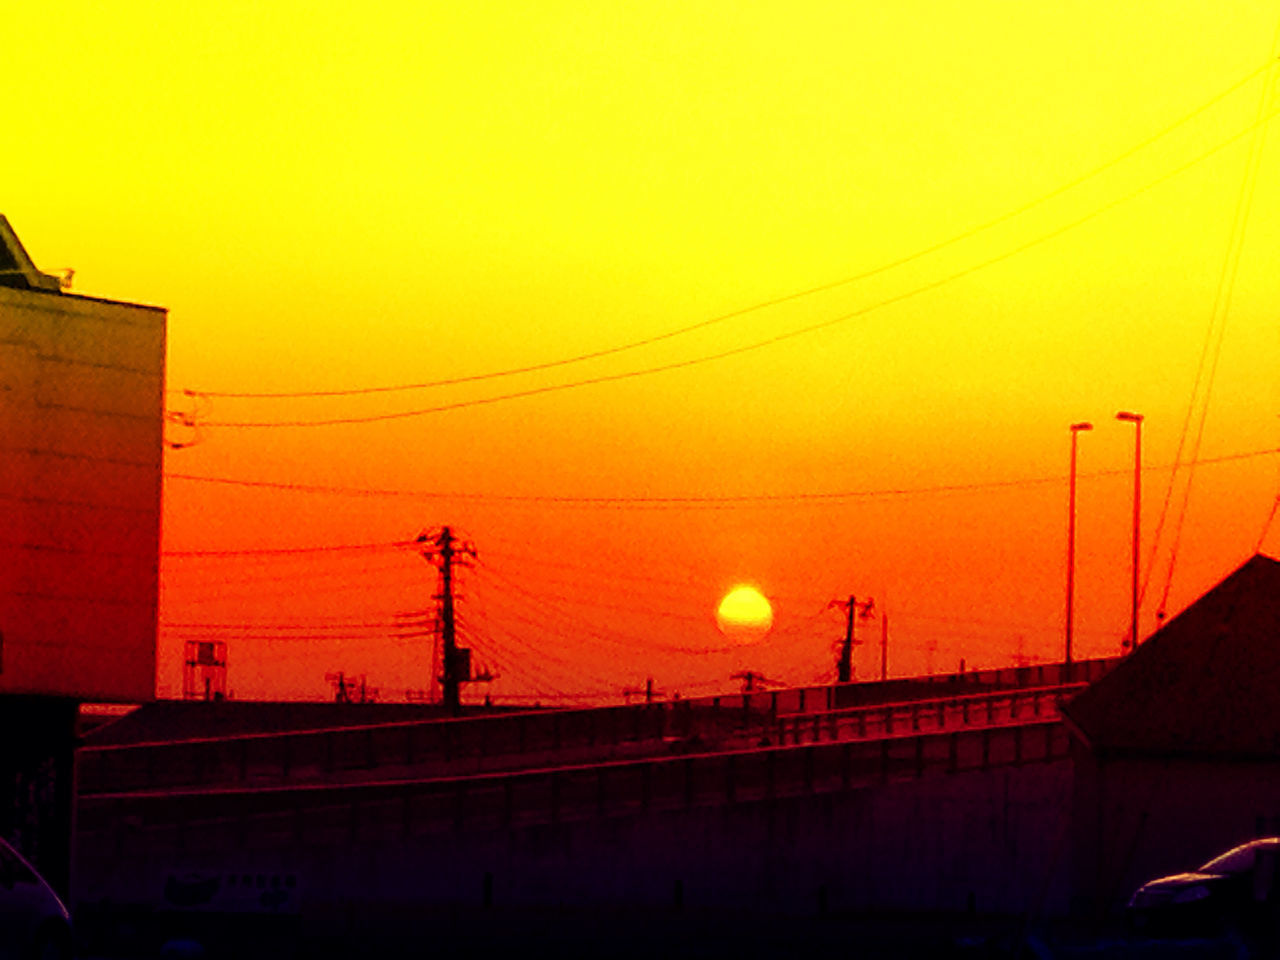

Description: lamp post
[1066,422,1093,675]
[1116,411,1144,653]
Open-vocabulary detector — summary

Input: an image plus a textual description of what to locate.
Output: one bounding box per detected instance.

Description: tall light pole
[1116,411,1144,653]
[1065,421,1093,674]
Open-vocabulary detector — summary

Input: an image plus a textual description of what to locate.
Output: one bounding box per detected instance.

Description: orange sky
[7,2,1280,703]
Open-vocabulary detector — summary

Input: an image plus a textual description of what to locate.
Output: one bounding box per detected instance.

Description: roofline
[56,290,167,313]
[0,215,63,292]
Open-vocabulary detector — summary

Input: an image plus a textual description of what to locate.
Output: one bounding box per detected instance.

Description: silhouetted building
[1063,554,1280,914]
[0,216,166,893]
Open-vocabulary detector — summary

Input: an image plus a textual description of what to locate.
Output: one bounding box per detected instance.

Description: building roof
[0,215,63,292]
[1061,553,1280,758]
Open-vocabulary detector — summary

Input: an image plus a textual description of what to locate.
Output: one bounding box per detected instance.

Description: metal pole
[1066,422,1092,673]
[1132,418,1142,649]
[880,610,888,682]
[1116,412,1144,652]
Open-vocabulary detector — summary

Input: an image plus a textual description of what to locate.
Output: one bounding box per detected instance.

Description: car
[1127,837,1280,937]
[0,838,73,960]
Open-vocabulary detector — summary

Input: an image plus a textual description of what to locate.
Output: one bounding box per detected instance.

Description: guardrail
[77,677,1089,798]
[76,720,1073,849]
[767,681,1085,747]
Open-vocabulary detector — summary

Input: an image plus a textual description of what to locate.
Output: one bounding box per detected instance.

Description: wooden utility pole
[880,609,888,682]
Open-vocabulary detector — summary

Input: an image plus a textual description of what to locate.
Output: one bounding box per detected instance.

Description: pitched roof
[0,215,62,292]
[1061,554,1280,758]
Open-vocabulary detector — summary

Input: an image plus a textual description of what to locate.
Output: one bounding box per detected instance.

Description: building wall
[1070,744,1280,915]
[0,286,165,702]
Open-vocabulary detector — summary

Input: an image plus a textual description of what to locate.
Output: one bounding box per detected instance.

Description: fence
[77,659,1113,797]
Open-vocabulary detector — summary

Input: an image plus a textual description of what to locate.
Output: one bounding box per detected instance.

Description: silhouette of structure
[1062,553,1280,914]
[0,216,165,894]
[832,595,874,682]
[417,526,478,714]
[183,641,227,701]
[75,658,1116,952]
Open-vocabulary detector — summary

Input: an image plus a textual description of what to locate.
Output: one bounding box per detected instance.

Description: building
[1062,553,1280,915]
[0,215,166,890]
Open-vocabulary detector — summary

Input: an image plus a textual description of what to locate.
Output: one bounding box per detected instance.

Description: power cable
[195,100,1280,429]
[186,62,1270,401]
[162,539,415,557]
[161,557,413,591]
[163,447,1278,508]
[473,563,745,657]
[1156,48,1280,617]
[1254,493,1280,554]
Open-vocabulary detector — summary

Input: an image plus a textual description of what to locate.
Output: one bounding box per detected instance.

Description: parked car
[1128,837,1280,937]
[0,838,73,959]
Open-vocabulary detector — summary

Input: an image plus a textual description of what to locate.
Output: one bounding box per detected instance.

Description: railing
[76,720,1073,848]
[767,682,1084,747]
[77,677,1089,798]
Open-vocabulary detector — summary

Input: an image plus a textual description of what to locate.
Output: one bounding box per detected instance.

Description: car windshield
[1201,843,1265,876]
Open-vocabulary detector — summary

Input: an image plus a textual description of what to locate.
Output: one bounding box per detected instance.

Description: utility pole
[1065,421,1093,677]
[732,670,771,693]
[1116,411,1144,653]
[417,526,476,715]
[326,671,350,703]
[831,595,874,683]
[880,610,888,682]
[624,677,663,705]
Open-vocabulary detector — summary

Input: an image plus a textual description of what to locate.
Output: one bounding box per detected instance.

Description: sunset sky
[7,2,1280,703]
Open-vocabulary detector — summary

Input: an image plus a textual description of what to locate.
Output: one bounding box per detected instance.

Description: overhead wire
[195,98,1280,429]
[1155,47,1280,617]
[163,447,1279,508]
[1254,425,1280,554]
[472,563,743,657]
[160,556,414,591]
[186,62,1271,402]
[162,539,415,557]
[458,611,622,692]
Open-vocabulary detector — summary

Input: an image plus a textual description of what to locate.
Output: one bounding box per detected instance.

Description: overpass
[73,658,1115,949]
[77,656,1115,794]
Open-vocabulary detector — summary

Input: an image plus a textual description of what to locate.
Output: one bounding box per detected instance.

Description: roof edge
[0,215,64,292]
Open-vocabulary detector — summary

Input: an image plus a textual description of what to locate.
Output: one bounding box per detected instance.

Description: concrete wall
[1070,745,1280,915]
[75,744,1075,938]
[0,286,165,702]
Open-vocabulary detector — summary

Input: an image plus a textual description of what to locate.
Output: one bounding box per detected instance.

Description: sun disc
[716,585,774,641]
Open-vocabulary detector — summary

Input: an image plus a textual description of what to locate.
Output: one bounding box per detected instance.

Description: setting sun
[716,585,774,641]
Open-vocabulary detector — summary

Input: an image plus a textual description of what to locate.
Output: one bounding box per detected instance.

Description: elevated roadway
[77,657,1115,796]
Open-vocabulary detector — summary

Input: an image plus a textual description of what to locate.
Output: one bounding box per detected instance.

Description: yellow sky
[6,2,1280,701]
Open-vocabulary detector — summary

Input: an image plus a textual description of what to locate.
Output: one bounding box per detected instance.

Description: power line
[184,62,1271,402]
[164,447,1278,508]
[192,100,1280,429]
[165,572,420,604]
[473,564,746,657]
[162,539,414,557]
[1155,46,1280,618]
[160,557,414,590]
[163,619,411,631]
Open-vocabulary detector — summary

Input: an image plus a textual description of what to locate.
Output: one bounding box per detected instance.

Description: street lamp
[1065,422,1093,675]
[1116,411,1144,653]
